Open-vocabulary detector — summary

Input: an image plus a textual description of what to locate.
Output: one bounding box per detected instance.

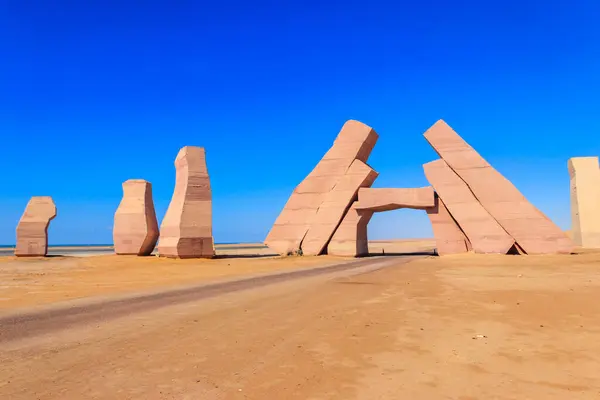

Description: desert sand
[0,247,345,311]
[1,243,600,398]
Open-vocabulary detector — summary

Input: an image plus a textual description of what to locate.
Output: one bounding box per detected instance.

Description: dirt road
[2,253,600,399]
[0,256,406,343]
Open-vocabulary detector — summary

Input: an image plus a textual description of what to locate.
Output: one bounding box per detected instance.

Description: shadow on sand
[213,253,278,259]
[366,251,437,257]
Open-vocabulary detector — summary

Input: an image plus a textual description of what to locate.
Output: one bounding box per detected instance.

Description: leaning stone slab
[568,157,600,248]
[158,146,214,258]
[265,120,378,255]
[113,179,159,256]
[426,194,471,255]
[15,196,57,257]
[301,159,378,256]
[424,120,573,254]
[423,159,515,254]
[326,202,371,257]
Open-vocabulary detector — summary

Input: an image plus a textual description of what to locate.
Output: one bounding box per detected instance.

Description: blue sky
[1,0,599,245]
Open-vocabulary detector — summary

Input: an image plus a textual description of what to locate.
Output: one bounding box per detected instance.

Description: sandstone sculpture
[15,196,57,257]
[113,179,159,256]
[267,118,573,257]
[426,194,471,256]
[301,160,378,255]
[423,159,516,254]
[568,157,600,248]
[424,120,573,254]
[328,187,435,256]
[354,187,435,212]
[265,120,378,255]
[158,146,214,258]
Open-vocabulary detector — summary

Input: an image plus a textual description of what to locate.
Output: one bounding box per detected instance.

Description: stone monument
[158,146,214,258]
[265,120,378,255]
[423,159,516,254]
[426,194,471,256]
[328,187,435,256]
[266,119,574,257]
[113,179,159,256]
[568,156,600,248]
[424,120,573,254]
[15,196,57,257]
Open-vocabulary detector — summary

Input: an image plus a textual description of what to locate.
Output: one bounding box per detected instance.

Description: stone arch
[327,187,471,256]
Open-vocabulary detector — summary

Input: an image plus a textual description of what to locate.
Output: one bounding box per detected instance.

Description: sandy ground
[368,238,435,255]
[0,251,347,312]
[0,243,271,257]
[0,240,432,312]
[2,249,600,398]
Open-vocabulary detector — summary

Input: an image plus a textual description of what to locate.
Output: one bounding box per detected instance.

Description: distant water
[0,242,244,249]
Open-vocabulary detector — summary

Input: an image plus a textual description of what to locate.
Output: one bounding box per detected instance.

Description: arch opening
[367,208,435,256]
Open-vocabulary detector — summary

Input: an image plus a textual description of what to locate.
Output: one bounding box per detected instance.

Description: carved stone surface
[265,120,378,255]
[15,196,57,257]
[424,120,573,254]
[354,187,435,212]
[426,194,471,256]
[327,187,434,257]
[157,146,214,258]
[568,157,600,248]
[327,203,372,257]
[113,179,159,256]
[301,159,378,256]
[423,159,515,254]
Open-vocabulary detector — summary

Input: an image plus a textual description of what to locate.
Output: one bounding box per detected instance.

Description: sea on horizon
[0,242,246,249]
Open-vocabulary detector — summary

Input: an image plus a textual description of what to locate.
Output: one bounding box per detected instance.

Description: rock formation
[15,196,57,257]
[267,118,574,257]
[568,156,600,248]
[424,120,573,254]
[423,159,516,254]
[113,179,159,256]
[426,194,471,256]
[328,187,435,256]
[265,120,378,255]
[301,160,378,255]
[354,187,435,212]
[158,146,214,258]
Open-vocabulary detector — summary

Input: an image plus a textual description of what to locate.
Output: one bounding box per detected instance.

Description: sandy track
[2,253,600,399]
[0,256,415,344]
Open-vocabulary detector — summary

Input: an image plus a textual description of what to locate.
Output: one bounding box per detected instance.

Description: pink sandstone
[424,120,573,254]
[568,157,600,248]
[354,187,435,212]
[113,179,159,256]
[158,146,214,258]
[265,120,378,255]
[426,194,471,255]
[15,196,57,257]
[301,160,378,255]
[326,203,371,257]
[328,187,434,257]
[423,159,516,254]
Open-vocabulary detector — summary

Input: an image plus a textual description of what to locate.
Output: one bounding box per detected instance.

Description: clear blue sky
[1,0,599,245]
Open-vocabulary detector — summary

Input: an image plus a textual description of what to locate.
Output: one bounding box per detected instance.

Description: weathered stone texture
[568,157,600,248]
[354,187,435,212]
[424,120,573,254]
[301,159,378,256]
[113,179,159,256]
[423,159,515,254]
[158,146,214,258]
[426,194,470,255]
[328,187,434,257]
[15,196,57,257]
[265,120,378,255]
